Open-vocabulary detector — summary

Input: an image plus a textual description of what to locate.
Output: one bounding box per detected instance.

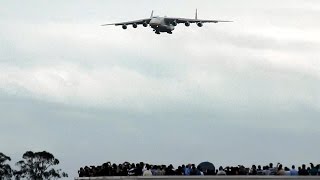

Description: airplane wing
[165,17,232,24]
[101,18,151,26]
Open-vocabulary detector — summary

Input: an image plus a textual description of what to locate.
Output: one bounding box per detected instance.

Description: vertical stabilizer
[195,9,198,20]
[150,10,154,18]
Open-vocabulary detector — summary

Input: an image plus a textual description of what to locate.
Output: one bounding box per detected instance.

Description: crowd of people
[78,162,320,177]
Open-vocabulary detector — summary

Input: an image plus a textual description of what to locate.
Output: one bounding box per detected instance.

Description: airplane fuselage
[149,17,175,34]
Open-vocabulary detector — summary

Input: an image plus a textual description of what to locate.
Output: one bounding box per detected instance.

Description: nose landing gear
[153,29,160,34]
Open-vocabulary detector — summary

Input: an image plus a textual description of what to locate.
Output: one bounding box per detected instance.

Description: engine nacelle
[197,22,203,27]
[122,25,127,29]
[143,22,148,27]
[185,22,190,27]
[132,23,138,28]
[172,21,177,26]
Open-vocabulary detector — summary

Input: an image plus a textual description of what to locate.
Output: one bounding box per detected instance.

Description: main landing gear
[153,29,172,34]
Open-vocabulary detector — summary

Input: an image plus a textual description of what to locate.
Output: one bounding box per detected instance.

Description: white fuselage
[149,17,175,32]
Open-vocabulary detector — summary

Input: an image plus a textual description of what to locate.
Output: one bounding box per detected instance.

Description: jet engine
[122,25,127,29]
[197,22,203,27]
[132,23,138,28]
[172,21,177,26]
[143,22,148,27]
[185,22,190,27]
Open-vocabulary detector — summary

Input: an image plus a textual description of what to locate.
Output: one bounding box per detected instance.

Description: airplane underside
[151,25,174,34]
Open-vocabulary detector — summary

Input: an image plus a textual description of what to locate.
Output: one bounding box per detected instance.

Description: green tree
[14,151,68,180]
[0,152,13,180]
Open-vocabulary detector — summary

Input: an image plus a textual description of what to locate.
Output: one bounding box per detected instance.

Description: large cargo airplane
[102,10,232,34]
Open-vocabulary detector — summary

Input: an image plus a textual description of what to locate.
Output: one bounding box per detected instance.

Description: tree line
[0,151,67,180]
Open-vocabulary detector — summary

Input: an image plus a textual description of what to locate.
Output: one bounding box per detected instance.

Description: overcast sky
[1,0,320,178]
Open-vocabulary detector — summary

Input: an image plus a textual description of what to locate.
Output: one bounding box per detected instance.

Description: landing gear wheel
[155,31,160,34]
[167,31,172,34]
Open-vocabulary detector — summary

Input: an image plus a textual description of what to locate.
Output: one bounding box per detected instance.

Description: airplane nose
[150,22,160,27]
[149,19,160,27]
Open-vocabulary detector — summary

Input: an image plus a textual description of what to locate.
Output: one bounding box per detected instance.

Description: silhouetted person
[277,164,285,175]
[284,167,291,176]
[309,163,318,175]
[190,164,198,175]
[290,165,298,176]
[175,166,184,175]
[216,166,226,175]
[250,165,257,175]
[299,164,309,175]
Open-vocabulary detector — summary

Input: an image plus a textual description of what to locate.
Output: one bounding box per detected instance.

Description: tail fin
[150,10,154,18]
[195,9,198,20]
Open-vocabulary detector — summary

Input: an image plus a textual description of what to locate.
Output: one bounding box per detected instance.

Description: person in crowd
[238,165,247,175]
[257,165,263,175]
[284,167,291,176]
[189,164,198,175]
[151,165,157,175]
[134,163,142,176]
[290,165,299,176]
[128,163,135,176]
[216,166,226,175]
[310,163,318,176]
[250,165,257,175]
[160,165,166,176]
[78,167,85,177]
[269,163,277,175]
[198,166,204,175]
[159,165,166,175]
[165,164,175,175]
[153,165,157,175]
[299,164,309,175]
[277,164,285,175]
[262,166,270,175]
[175,166,184,175]
[224,166,231,175]
[184,164,191,175]
[143,164,153,176]
[181,165,186,175]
